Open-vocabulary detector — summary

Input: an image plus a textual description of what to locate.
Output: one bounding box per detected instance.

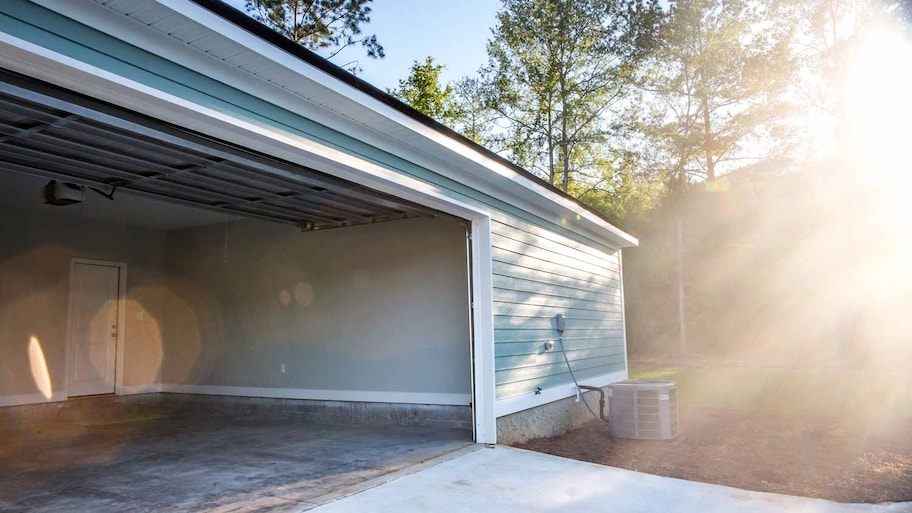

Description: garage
[0,1,639,511]
[0,71,476,511]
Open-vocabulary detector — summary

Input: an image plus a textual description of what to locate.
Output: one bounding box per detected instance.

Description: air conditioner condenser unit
[608,381,680,440]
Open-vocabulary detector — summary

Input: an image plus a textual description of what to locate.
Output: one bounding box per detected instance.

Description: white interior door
[68,262,121,397]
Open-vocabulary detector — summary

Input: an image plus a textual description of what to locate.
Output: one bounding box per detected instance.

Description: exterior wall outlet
[280,363,286,374]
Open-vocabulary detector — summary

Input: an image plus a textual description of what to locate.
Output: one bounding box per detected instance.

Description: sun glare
[845,25,912,196]
[28,335,53,400]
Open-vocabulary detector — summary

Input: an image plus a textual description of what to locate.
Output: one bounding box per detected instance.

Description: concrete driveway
[312,446,912,513]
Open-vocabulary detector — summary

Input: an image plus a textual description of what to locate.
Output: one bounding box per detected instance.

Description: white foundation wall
[0,205,167,403]
[160,217,472,404]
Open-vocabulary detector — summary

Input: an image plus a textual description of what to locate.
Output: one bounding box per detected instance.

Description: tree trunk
[560,109,570,192]
[558,0,570,193]
[701,94,715,181]
[547,110,555,186]
[561,141,570,192]
[677,217,687,354]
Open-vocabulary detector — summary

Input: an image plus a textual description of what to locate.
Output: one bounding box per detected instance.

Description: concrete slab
[0,413,472,512]
[310,447,912,513]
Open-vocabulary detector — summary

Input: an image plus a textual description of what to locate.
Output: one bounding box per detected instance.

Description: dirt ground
[516,408,912,504]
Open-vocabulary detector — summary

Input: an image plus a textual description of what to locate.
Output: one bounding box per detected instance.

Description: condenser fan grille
[609,381,680,440]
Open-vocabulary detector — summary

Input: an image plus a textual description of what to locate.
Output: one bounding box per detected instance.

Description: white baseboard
[0,391,68,408]
[158,384,471,406]
[2,385,471,407]
[495,369,628,417]
[118,384,163,395]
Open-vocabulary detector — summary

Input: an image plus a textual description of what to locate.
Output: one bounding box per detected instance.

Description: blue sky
[224,0,500,91]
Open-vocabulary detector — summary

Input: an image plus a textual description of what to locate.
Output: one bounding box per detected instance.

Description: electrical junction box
[608,381,680,440]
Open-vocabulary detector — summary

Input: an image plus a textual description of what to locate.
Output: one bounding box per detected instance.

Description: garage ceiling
[0,73,444,231]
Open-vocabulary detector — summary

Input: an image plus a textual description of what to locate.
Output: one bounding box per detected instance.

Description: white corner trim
[472,217,497,444]
[0,391,68,408]
[157,384,472,406]
[495,369,629,417]
[619,251,630,376]
[118,384,163,395]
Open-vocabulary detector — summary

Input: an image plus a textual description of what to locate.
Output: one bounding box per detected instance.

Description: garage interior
[0,73,475,512]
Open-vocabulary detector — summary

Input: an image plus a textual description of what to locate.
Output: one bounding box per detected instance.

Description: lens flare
[28,335,52,400]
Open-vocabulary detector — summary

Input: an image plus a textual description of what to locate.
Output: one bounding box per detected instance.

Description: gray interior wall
[0,205,166,398]
[160,217,472,397]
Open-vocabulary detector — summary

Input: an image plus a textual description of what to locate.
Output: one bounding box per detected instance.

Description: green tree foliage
[482,0,662,193]
[389,57,464,125]
[569,149,667,220]
[245,0,383,71]
[628,0,797,188]
[571,170,665,220]
[451,77,500,147]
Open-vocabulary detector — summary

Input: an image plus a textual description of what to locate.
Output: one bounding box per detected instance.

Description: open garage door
[0,70,446,231]
[0,69,476,437]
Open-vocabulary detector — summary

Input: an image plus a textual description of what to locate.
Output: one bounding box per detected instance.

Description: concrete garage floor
[0,406,473,513]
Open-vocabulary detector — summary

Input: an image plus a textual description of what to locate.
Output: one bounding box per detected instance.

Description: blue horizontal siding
[493,254,620,290]
[496,366,626,398]
[492,216,625,400]
[496,339,624,357]
[495,312,623,326]
[494,328,623,343]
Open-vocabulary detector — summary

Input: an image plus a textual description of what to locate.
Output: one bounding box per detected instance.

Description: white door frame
[65,258,128,398]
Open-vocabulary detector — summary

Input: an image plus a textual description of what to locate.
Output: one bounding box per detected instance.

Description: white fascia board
[35,0,637,249]
[495,369,628,417]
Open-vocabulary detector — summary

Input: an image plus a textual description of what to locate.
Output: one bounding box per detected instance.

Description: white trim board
[155,384,472,406]
[471,217,496,442]
[495,369,629,417]
[0,391,67,408]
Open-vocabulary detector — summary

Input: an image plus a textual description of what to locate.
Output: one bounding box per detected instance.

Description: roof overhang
[27,0,638,248]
